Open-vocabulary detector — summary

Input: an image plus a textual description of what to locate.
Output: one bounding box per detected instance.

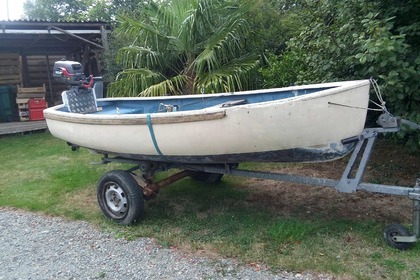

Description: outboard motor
[53,60,89,86]
[53,59,103,113]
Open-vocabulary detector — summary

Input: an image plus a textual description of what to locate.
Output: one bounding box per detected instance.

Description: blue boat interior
[59,86,335,115]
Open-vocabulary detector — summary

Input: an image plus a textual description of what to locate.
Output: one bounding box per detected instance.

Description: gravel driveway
[0,208,332,279]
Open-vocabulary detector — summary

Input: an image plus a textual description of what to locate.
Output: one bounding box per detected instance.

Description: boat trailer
[93,113,419,250]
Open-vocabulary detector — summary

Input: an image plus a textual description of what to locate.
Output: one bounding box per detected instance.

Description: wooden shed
[0,20,110,122]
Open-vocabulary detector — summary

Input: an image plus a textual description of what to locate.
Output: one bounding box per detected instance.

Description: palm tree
[108,0,260,97]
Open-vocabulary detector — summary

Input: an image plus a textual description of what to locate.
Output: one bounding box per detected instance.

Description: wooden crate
[16,85,46,121]
[0,53,21,85]
[17,84,46,99]
[16,98,30,121]
[18,110,30,122]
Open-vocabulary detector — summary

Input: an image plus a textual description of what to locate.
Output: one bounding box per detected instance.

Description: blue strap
[146,114,164,157]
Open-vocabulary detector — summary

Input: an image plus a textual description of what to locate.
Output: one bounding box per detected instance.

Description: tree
[244,0,303,54]
[88,0,144,22]
[23,0,142,21]
[23,0,93,21]
[260,0,420,149]
[107,0,260,97]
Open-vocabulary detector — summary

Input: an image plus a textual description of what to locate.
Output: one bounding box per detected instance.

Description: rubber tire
[383,224,414,250]
[97,170,144,225]
[190,172,224,184]
[190,163,239,184]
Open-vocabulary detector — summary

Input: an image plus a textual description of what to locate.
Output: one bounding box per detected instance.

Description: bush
[260,0,420,150]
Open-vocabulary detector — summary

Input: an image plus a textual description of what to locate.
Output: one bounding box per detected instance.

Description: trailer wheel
[383,224,414,250]
[190,164,238,184]
[97,170,144,225]
[190,172,223,184]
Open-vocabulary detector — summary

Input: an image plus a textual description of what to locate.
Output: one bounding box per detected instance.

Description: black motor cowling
[53,59,87,86]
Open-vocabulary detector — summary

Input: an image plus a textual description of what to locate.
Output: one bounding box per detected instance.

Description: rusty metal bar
[141,170,195,197]
[48,25,105,49]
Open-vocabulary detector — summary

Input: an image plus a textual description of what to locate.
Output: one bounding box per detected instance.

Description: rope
[328,79,391,112]
[146,114,165,157]
[328,102,383,111]
[369,78,391,114]
[329,79,420,130]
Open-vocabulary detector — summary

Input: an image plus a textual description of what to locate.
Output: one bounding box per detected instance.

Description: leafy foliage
[260,0,420,150]
[23,0,94,21]
[23,0,142,21]
[107,0,261,97]
[88,0,144,21]
[244,0,302,54]
[22,0,419,148]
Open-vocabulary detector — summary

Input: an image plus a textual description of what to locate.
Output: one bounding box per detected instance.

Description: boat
[43,80,371,164]
[43,74,420,250]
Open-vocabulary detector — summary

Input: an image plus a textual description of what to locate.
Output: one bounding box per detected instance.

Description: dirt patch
[62,187,98,217]
[240,139,419,224]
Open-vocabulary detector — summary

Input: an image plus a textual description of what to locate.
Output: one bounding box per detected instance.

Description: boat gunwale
[97,79,370,102]
[43,80,370,126]
[44,110,227,125]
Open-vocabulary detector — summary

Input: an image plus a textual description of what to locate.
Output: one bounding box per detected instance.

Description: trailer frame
[95,113,419,250]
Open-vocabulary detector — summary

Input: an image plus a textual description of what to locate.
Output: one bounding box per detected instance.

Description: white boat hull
[44,80,370,163]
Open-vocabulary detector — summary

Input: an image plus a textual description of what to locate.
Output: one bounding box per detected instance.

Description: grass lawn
[1,131,419,279]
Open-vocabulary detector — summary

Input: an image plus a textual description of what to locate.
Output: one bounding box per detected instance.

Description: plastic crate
[0,86,15,122]
[28,98,47,121]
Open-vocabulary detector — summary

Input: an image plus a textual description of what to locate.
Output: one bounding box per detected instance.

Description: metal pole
[412,180,420,238]
[45,55,54,104]
[48,25,105,49]
[413,199,420,238]
[6,0,10,20]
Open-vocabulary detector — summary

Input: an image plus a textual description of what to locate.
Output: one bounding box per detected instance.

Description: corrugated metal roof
[0,19,110,24]
[0,20,110,55]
